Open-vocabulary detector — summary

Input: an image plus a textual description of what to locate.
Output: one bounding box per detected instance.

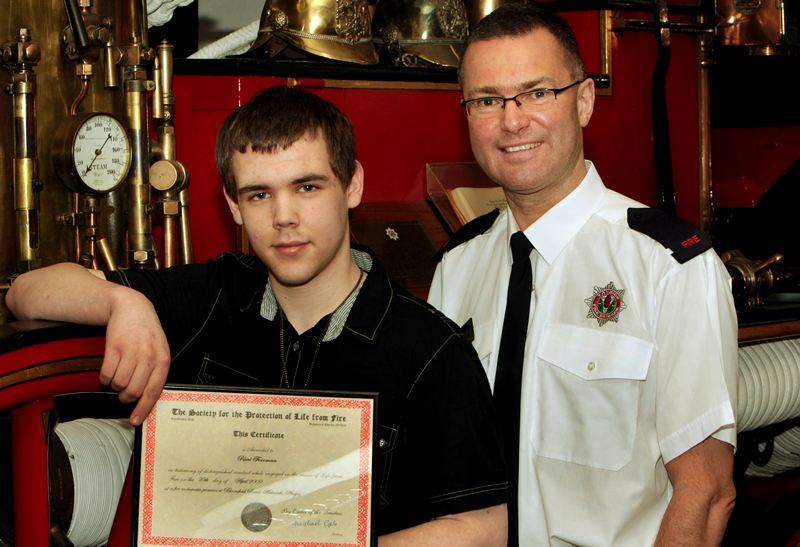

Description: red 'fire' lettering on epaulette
[681,235,701,248]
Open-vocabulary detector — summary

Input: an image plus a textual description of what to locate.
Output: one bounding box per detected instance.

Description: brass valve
[720,250,784,310]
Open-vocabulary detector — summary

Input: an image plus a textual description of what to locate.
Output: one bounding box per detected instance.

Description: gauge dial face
[71,113,131,193]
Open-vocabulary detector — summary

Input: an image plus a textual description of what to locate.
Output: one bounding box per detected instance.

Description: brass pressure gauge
[53,112,132,194]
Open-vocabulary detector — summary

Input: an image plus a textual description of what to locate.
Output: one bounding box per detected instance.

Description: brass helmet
[372,0,469,67]
[716,0,785,51]
[467,0,517,29]
[248,0,379,64]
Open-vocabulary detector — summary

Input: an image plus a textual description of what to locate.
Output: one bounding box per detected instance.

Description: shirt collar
[259,247,383,342]
[516,160,605,265]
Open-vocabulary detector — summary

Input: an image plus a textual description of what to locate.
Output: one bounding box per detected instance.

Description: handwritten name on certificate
[135,387,375,547]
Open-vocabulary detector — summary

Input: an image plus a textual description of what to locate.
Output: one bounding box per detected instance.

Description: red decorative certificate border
[137,388,375,547]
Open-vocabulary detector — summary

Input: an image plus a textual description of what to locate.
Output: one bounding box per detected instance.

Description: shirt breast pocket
[533,324,653,471]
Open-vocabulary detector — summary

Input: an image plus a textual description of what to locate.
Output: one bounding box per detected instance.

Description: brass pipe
[697,18,713,236]
[153,45,174,267]
[13,158,39,269]
[117,0,156,268]
[178,187,193,264]
[96,237,117,271]
[156,40,173,112]
[153,39,192,266]
[152,51,164,120]
[83,195,98,269]
[102,39,120,88]
[116,0,148,48]
[5,28,42,272]
[124,73,157,268]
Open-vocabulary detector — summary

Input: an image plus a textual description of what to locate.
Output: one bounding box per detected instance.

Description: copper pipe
[72,192,81,262]
[69,76,90,115]
[163,205,177,268]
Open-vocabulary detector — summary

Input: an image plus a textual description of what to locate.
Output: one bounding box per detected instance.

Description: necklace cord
[279,268,365,388]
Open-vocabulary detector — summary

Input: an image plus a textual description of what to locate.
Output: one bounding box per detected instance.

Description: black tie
[494,231,533,547]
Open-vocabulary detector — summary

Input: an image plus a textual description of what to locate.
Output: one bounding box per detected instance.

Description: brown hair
[460,4,586,83]
[215,86,357,201]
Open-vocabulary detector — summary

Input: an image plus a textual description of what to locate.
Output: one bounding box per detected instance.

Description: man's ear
[577,76,595,128]
[224,190,244,226]
[346,161,364,210]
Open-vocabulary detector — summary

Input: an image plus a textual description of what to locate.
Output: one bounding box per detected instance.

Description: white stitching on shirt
[398,294,459,335]
[426,481,509,503]
[172,288,223,362]
[343,274,393,342]
[406,332,457,399]
[228,252,257,270]
[116,269,131,287]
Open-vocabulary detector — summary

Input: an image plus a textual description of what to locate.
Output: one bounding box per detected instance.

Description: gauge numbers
[66,113,131,194]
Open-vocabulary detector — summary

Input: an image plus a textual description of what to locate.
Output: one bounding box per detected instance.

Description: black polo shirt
[107,248,507,535]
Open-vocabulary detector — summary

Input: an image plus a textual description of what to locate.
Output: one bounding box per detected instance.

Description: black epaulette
[627,207,712,263]
[433,208,501,262]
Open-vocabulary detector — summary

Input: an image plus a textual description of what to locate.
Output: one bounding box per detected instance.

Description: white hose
[147,0,196,28]
[737,339,800,477]
[188,20,261,59]
[745,426,800,477]
[737,338,800,432]
[53,418,134,547]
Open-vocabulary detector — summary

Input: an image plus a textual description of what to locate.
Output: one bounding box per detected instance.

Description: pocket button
[587,361,596,372]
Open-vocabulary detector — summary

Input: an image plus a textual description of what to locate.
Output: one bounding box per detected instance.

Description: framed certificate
[132,385,377,546]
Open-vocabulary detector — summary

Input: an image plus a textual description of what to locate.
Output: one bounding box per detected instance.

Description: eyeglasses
[460,78,586,117]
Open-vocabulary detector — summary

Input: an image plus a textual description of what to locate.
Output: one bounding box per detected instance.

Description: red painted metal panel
[12,398,53,547]
[108,467,134,547]
[0,337,105,369]
[712,126,800,208]
[0,337,105,411]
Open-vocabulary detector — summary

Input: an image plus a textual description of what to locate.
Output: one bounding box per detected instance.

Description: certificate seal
[241,502,273,532]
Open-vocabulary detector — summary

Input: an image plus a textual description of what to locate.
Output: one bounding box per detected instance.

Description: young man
[428,5,738,547]
[8,86,508,544]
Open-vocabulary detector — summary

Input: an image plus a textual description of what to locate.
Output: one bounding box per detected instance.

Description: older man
[429,5,738,546]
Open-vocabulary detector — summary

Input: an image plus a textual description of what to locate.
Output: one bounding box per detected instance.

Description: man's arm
[655,437,736,546]
[6,263,170,425]
[379,504,506,547]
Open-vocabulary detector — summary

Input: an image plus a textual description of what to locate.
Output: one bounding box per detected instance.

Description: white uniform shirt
[429,162,738,547]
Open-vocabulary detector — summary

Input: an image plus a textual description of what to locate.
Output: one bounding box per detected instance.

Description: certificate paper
[134,386,376,547]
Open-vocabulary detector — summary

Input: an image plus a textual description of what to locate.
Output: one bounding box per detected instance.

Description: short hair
[215,86,357,201]
[460,3,586,83]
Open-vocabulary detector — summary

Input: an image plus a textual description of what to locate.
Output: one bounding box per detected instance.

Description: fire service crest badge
[585,282,627,326]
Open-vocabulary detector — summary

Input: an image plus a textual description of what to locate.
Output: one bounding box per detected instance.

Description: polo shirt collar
[257,246,389,343]
[341,246,393,344]
[520,160,605,265]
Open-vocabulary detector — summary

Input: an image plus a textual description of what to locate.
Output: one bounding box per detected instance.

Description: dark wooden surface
[350,201,449,299]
